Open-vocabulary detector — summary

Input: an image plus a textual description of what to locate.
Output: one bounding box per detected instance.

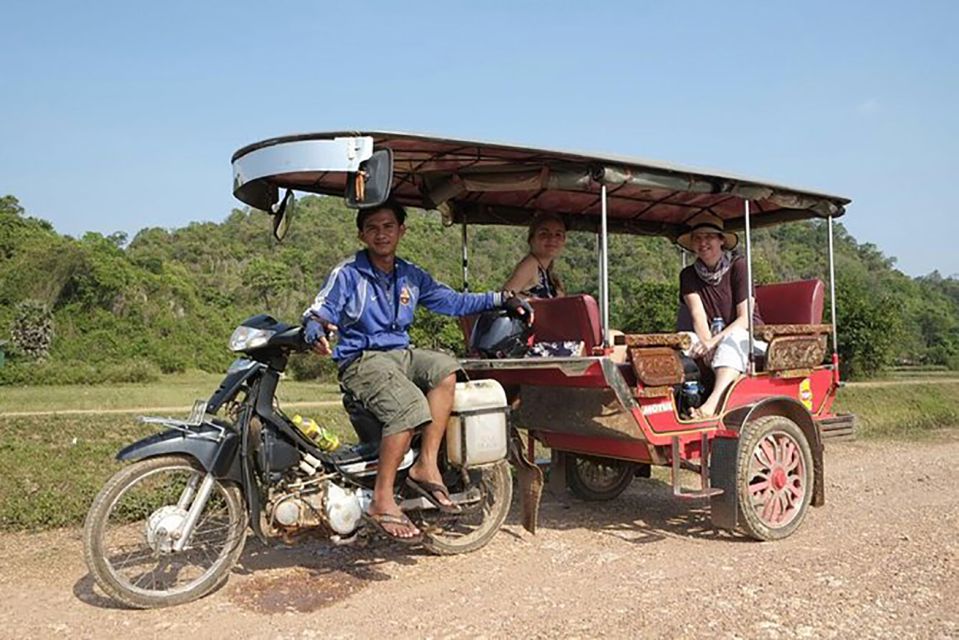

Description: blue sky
[2,1,957,276]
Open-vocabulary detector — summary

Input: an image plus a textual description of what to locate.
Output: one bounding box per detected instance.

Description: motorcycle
[82,313,522,609]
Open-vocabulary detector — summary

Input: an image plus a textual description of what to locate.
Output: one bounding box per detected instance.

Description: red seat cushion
[530,294,602,348]
[754,279,825,325]
[460,294,603,353]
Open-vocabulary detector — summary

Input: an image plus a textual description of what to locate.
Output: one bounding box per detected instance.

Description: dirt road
[1,435,957,639]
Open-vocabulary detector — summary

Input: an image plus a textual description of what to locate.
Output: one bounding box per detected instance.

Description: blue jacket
[303,250,501,365]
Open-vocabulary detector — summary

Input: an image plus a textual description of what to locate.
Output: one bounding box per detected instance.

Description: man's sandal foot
[406,477,462,514]
[363,512,423,544]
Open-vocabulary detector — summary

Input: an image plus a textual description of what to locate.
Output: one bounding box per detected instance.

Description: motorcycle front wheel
[83,455,248,608]
[419,459,512,556]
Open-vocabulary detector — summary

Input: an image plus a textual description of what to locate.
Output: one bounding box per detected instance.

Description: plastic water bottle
[710,317,725,336]
[292,414,340,452]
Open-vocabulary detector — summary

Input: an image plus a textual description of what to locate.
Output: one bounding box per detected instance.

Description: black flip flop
[406,477,463,514]
[362,512,423,544]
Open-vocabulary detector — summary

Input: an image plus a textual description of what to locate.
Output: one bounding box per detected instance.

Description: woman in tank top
[504,213,566,299]
[504,214,585,357]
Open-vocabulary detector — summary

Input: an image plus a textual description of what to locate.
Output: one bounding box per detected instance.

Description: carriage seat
[755,279,830,372]
[754,279,825,325]
[460,294,603,355]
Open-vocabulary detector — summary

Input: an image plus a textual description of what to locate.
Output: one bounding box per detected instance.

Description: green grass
[833,382,959,439]
[0,370,340,414]
[871,366,958,380]
[0,407,355,531]
[1,378,957,532]
[889,364,950,373]
[0,415,155,530]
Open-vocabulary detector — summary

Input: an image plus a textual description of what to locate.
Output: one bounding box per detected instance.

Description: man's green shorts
[338,349,461,437]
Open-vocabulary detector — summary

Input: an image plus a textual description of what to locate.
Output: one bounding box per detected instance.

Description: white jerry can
[446,379,509,467]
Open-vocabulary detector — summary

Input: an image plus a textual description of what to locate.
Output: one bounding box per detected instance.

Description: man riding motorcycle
[302,200,531,542]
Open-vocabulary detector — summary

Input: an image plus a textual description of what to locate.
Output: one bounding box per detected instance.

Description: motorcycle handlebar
[270,326,311,353]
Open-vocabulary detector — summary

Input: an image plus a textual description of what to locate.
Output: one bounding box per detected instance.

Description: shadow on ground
[73,532,431,613]
[526,474,751,545]
[74,474,746,613]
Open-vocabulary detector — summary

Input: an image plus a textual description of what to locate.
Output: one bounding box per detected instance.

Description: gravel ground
[1,434,957,640]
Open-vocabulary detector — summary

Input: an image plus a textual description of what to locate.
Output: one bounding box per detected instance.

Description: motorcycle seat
[332,440,381,465]
[340,387,385,444]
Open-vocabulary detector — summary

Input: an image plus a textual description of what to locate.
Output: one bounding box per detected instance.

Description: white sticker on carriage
[641,401,674,416]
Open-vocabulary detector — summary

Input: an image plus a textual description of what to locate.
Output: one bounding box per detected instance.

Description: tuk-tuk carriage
[232,131,852,542]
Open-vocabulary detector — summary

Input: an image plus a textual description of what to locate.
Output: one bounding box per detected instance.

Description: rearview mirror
[345,148,393,209]
[271,189,296,241]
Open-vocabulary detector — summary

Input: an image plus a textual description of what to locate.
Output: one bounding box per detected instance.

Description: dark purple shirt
[678,256,763,331]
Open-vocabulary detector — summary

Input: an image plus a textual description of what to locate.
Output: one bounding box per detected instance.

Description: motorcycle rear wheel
[83,455,248,608]
[419,460,512,556]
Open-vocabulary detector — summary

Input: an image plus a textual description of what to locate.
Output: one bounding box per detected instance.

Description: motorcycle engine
[268,490,325,530]
[325,483,371,535]
[266,481,371,535]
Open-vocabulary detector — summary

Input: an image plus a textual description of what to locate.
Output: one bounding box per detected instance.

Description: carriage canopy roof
[232,131,851,239]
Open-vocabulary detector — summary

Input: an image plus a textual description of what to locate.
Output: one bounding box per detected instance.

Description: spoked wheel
[565,454,636,501]
[83,455,248,608]
[736,416,814,541]
[419,460,512,555]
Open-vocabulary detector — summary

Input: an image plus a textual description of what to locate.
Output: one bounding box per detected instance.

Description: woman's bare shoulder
[504,254,539,290]
[509,254,539,277]
[516,253,539,269]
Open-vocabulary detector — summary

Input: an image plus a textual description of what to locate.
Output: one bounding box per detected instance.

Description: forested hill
[1,193,957,383]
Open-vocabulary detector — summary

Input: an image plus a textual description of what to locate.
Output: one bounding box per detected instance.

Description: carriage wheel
[565,454,636,501]
[736,415,814,541]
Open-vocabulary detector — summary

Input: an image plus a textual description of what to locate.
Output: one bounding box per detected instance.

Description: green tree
[10,300,54,360]
[409,307,465,355]
[834,274,903,378]
[1,192,957,384]
[243,256,294,308]
[619,282,681,333]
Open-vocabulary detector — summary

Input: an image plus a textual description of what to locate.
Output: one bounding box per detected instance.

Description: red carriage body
[232,131,853,540]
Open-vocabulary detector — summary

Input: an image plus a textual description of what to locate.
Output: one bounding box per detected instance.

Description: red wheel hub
[771,467,787,490]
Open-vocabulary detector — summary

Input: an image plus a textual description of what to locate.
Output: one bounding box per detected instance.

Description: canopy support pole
[828,215,840,384]
[596,232,603,329]
[461,219,469,292]
[744,200,755,376]
[600,185,610,348]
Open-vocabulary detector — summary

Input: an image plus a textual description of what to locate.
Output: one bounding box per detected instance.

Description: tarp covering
[232,131,851,238]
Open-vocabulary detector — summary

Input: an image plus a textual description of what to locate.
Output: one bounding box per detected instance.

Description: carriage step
[670,435,724,500]
[817,413,856,441]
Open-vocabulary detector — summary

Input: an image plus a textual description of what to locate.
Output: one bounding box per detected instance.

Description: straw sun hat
[676,212,739,252]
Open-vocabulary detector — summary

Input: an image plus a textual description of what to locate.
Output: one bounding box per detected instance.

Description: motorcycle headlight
[226,357,258,374]
[228,326,275,352]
